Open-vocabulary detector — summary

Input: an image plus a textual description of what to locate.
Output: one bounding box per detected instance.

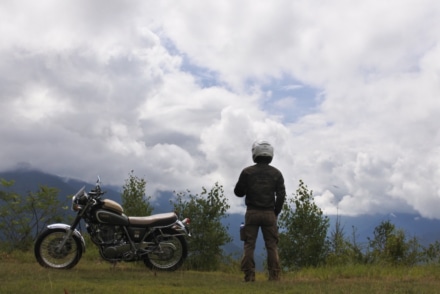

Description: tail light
[182,218,190,225]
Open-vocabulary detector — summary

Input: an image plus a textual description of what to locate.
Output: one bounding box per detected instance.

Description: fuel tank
[95,209,129,225]
[102,199,124,214]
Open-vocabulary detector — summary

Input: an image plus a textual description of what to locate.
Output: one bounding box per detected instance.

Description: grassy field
[2,251,440,293]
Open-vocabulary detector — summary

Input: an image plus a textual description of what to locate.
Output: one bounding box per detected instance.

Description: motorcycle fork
[57,211,84,250]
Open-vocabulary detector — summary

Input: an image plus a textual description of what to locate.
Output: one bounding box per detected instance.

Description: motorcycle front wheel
[144,228,188,271]
[34,228,82,269]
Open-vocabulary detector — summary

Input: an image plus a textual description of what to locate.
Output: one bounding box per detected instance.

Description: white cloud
[1,0,440,218]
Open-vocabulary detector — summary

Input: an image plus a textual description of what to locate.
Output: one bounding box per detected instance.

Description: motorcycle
[34,177,191,271]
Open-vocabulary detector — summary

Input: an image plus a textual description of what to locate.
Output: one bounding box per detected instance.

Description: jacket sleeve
[234,170,247,197]
[274,174,286,216]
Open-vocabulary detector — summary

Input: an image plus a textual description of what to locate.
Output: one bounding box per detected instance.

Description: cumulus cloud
[1,0,440,217]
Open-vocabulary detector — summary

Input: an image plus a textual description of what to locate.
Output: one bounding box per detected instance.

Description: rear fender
[46,223,86,253]
[171,219,191,237]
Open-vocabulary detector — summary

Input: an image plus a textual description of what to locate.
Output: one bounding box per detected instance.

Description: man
[234,140,286,282]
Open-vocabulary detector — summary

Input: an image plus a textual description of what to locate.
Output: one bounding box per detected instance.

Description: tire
[34,228,83,269]
[143,228,188,271]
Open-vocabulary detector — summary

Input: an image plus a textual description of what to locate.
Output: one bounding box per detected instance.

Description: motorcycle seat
[128,212,178,227]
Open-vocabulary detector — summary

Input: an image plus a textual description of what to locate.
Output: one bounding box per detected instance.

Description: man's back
[234,163,285,215]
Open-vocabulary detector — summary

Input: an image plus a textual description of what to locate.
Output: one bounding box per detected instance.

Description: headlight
[71,197,83,211]
[72,203,83,211]
[71,191,88,211]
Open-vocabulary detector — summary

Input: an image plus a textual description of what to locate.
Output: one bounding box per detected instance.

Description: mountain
[2,168,440,271]
[0,168,123,203]
[327,213,440,246]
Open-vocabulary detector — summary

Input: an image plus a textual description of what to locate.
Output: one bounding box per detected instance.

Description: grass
[2,250,440,293]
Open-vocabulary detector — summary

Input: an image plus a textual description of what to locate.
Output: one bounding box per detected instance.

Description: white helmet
[252,140,274,163]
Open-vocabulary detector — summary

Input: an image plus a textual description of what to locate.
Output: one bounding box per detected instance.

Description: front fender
[46,223,86,253]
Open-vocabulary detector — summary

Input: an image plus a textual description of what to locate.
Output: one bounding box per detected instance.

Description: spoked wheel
[34,228,82,269]
[144,229,188,271]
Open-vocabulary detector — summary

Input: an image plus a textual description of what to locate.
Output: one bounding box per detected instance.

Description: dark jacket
[234,163,286,216]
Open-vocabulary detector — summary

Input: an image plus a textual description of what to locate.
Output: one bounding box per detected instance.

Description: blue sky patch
[260,75,322,123]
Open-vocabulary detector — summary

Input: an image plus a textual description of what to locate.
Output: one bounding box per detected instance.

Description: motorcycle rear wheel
[34,228,82,269]
[143,228,188,271]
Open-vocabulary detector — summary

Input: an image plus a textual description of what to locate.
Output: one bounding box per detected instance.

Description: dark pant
[241,209,280,281]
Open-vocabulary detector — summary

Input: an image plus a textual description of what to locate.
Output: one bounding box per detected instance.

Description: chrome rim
[147,236,183,269]
[39,232,78,268]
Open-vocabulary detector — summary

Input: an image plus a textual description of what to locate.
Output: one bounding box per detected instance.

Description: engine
[88,223,125,245]
[87,223,135,260]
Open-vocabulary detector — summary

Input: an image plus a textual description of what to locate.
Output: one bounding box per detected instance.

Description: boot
[244,271,255,282]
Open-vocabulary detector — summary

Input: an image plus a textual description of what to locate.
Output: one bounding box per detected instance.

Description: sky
[1,0,440,218]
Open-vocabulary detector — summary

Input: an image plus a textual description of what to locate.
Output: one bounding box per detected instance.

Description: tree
[326,215,364,265]
[0,179,66,251]
[366,220,423,266]
[278,180,330,270]
[28,185,66,236]
[171,182,232,271]
[326,214,351,265]
[121,170,153,216]
[423,241,440,264]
